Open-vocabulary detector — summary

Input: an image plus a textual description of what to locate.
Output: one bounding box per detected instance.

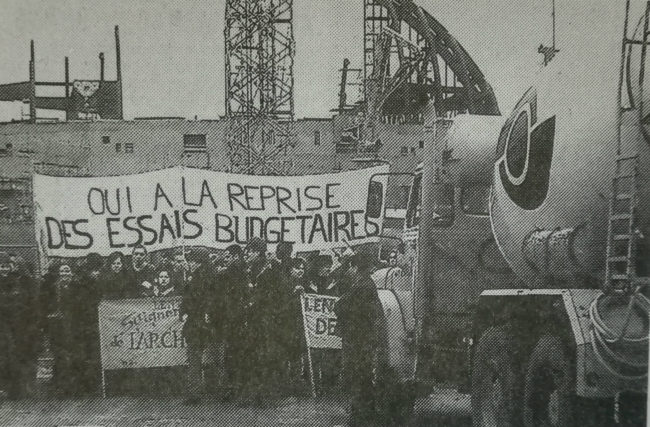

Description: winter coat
[283,274,307,349]
[100,269,130,300]
[0,271,40,359]
[127,262,156,298]
[333,270,383,351]
[180,264,215,345]
[307,275,340,296]
[213,260,249,340]
[69,271,102,333]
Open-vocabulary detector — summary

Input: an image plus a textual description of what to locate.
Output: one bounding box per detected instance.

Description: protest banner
[300,293,341,398]
[300,293,341,349]
[98,296,187,372]
[32,165,389,257]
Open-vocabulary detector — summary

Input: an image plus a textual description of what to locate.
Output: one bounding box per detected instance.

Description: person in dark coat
[284,257,308,394]
[275,242,294,273]
[213,244,248,398]
[127,245,156,298]
[41,262,78,395]
[100,252,129,300]
[39,261,60,329]
[180,247,215,405]
[304,254,341,394]
[171,249,188,294]
[0,252,39,400]
[307,254,336,295]
[69,253,104,394]
[334,252,384,427]
[152,269,178,297]
[243,237,286,400]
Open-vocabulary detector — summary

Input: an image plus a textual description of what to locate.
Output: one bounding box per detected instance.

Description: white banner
[301,293,341,349]
[33,165,388,257]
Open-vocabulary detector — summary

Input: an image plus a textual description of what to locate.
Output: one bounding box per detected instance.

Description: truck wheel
[522,335,574,427]
[471,326,520,427]
[618,391,647,427]
[522,334,617,427]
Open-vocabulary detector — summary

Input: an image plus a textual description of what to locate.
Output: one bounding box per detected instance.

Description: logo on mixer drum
[495,87,556,210]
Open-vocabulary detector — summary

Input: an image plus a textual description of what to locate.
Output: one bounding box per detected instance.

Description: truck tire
[618,391,647,427]
[523,335,615,427]
[471,326,520,427]
[522,335,574,427]
[374,363,416,427]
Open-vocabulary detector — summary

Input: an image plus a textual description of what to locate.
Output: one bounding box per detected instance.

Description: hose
[589,286,649,380]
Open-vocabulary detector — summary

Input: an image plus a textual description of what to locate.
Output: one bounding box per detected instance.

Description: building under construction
[0,0,499,266]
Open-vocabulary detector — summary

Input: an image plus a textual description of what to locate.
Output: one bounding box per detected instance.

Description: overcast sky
[0,1,566,120]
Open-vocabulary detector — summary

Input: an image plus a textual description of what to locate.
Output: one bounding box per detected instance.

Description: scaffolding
[224,0,295,174]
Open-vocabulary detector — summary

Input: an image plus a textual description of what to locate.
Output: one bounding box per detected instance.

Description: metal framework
[0,26,123,122]
[342,0,500,159]
[224,0,295,174]
[363,0,500,121]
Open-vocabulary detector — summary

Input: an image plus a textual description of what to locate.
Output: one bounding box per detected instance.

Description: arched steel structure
[364,0,500,119]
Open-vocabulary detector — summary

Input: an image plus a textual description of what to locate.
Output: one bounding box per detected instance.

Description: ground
[0,396,347,427]
[0,391,472,427]
[0,356,473,427]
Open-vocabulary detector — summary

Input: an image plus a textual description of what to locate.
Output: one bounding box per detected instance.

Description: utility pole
[538,0,559,66]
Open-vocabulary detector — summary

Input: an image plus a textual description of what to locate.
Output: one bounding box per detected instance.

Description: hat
[245,237,267,255]
[349,252,374,272]
[86,252,104,271]
[276,241,294,260]
[290,257,306,269]
[225,244,243,257]
[314,254,333,268]
[186,247,210,264]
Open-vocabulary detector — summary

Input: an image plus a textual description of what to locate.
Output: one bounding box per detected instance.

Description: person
[137,268,176,298]
[100,251,129,300]
[305,253,341,394]
[334,252,384,427]
[213,244,248,399]
[10,255,32,278]
[283,257,309,394]
[387,250,398,268]
[329,246,356,296]
[138,266,183,396]
[272,241,303,396]
[99,251,142,395]
[180,247,215,405]
[0,252,39,400]
[127,245,156,298]
[154,269,178,297]
[275,242,294,272]
[171,249,188,294]
[243,237,285,401]
[41,262,78,395]
[307,254,336,295]
[70,253,104,394]
[39,261,59,326]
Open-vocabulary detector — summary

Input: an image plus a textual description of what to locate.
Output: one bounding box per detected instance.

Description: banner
[98,297,187,370]
[301,293,341,349]
[33,165,388,257]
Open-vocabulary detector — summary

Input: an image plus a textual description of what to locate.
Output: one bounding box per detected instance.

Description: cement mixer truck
[371,1,649,425]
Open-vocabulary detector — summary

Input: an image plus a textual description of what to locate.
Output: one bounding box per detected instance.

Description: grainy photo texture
[0,0,648,426]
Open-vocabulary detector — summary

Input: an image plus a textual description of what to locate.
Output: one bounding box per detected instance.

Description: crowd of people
[0,239,392,425]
